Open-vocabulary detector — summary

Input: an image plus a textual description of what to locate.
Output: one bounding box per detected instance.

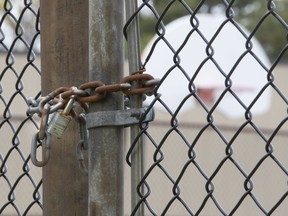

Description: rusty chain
[28,72,159,168]
[28,73,158,115]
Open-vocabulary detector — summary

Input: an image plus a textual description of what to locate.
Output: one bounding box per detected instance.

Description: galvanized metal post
[88,0,124,215]
[40,1,88,215]
[125,0,145,215]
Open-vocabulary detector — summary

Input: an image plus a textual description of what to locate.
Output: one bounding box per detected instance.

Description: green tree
[152,0,252,22]
[139,0,288,62]
[239,0,288,63]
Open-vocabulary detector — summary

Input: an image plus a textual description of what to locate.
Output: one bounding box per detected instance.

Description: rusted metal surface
[88,0,125,215]
[40,0,88,215]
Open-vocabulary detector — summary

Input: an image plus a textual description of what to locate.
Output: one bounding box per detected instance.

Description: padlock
[47,95,75,139]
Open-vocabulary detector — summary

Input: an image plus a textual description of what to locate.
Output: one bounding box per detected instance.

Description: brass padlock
[47,95,75,139]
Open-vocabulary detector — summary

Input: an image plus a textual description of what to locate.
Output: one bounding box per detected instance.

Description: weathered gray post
[88,0,125,215]
[40,1,88,215]
[125,0,145,215]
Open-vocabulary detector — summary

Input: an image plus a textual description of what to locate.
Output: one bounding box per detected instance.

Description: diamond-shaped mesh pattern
[125,1,288,215]
[1,0,288,215]
[0,1,41,215]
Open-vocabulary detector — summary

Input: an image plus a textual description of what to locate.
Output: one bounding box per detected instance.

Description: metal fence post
[125,0,145,215]
[88,0,124,215]
[40,1,88,215]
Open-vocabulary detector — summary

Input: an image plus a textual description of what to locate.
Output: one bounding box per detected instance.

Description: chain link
[76,113,89,174]
[120,73,157,95]
[31,132,52,167]
[38,104,51,140]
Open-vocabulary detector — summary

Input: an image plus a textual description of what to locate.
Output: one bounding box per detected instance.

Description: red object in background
[197,87,215,104]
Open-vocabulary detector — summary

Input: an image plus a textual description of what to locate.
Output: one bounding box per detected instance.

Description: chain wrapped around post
[28,72,159,170]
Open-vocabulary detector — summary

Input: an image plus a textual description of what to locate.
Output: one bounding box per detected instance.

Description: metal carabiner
[31,132,51,167]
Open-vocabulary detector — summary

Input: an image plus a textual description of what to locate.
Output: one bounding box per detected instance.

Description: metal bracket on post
[86,107,154,129]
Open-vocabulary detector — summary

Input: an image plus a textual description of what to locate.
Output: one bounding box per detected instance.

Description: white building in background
[143,13,271,118]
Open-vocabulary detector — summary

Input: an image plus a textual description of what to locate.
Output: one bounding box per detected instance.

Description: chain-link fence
[124,0,288,215]
[1,0,288,216]
[0,1,41,215]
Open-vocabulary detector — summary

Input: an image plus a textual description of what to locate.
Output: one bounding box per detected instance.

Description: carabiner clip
[31,132,51,167]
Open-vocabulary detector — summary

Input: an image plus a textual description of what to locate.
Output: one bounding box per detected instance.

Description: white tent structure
[142,13,271,118]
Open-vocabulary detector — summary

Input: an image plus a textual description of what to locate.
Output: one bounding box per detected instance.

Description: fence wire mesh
[1,0,288,216]
[0,1,41,215]
[124,0,288,215]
